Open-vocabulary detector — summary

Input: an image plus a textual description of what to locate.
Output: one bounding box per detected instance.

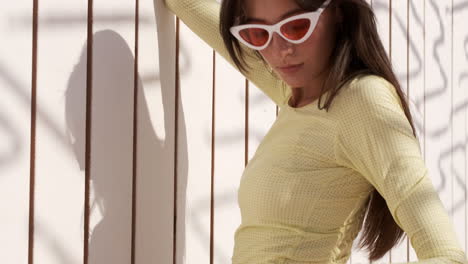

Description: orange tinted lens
[280,18,311,40]
[239,28,269,46]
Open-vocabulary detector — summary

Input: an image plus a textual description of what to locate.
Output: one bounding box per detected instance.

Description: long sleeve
[161,0,288,106]
[333,75,468,263]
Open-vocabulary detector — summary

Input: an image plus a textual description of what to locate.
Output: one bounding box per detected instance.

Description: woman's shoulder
[344,73,393,93]
[336,73,400,107]
[331,73,404,120]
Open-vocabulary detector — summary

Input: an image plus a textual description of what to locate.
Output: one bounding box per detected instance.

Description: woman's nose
[270,32,295,56]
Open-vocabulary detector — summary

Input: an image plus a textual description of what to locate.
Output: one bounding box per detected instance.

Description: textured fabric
[161,0,468,263]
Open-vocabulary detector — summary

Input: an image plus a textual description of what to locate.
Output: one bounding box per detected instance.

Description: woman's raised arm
[162,0,289,106]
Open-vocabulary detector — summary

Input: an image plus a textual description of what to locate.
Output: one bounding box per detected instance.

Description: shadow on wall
[63,22,187,264]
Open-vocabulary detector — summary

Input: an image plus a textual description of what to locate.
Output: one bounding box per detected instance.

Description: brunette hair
[219,0,418,261]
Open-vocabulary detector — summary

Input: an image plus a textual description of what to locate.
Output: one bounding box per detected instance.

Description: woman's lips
[277,63,304,74]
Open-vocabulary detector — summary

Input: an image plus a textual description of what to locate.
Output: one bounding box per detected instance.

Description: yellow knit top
[162,0,468,263]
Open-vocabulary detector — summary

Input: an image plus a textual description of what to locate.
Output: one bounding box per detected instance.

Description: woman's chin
[282,79,305,88]
[277,74,304,86]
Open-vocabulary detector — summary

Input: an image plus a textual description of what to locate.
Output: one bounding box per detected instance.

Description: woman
[162,0,468,263]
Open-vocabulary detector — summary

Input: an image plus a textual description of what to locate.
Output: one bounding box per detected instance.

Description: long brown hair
[219,0,418,261]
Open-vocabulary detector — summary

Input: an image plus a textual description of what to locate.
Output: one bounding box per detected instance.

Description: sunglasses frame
[230,0,331,51]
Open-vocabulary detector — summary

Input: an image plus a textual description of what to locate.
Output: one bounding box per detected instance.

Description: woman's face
[243,0,340,88]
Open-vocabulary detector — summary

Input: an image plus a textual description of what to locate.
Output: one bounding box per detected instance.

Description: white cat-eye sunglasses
[230,0,331,50]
